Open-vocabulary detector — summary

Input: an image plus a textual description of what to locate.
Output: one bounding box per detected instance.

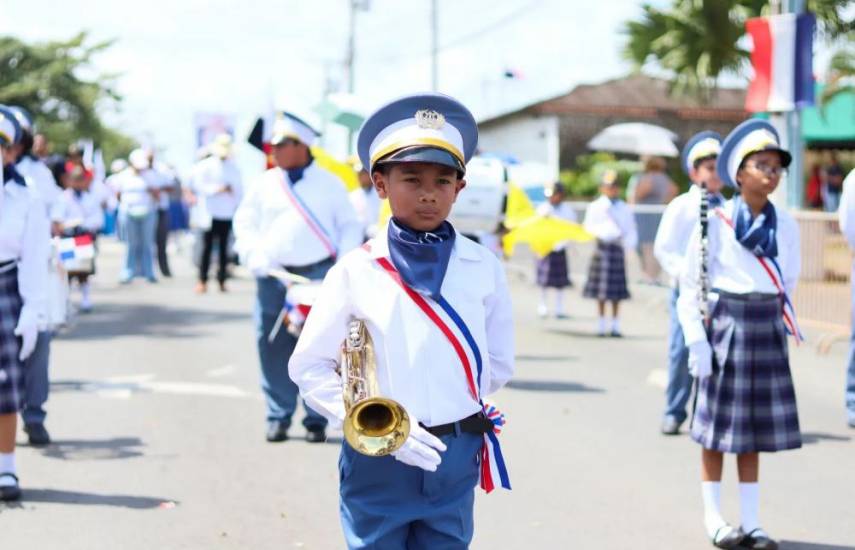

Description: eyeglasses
[745,162,787,178]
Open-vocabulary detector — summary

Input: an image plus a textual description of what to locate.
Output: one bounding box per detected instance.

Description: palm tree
[623,0,852,99]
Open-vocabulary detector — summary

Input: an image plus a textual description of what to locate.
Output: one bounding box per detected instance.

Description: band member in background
[678,120,802,549]
[535,182,577,319]
[289,92,514,550]
[582,170,638,337]
[348,157,382,241]
[654,132,724,435]
[233,112,362,443]
[53,166,105,312]
[0,106,50,500]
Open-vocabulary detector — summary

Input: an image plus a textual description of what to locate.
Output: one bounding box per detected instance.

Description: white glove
[14,314,39,361]
[688,340,713,379]
[247,250,273,278]
[391,422,448,472]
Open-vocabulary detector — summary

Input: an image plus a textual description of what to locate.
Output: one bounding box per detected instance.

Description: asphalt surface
[2,238,853,550]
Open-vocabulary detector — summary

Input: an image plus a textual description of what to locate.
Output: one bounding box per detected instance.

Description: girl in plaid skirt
[582,170,638,336]
[0,107,50,501]
[678,120,802,550]
[535,182,577,318]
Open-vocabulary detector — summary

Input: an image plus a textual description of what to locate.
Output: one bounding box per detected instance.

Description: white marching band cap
[357,92,478,175]
[0,105,22,147]
[129,148,150,170]
[717,119,792,188]
[681,131,722,175]
[9,106,34,134]
[270,112,320,147]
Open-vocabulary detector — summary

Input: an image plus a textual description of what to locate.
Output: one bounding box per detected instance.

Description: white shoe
[537,304,548,318]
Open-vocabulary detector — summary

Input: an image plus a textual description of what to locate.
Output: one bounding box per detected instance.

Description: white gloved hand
[14,314,39,361]
[247,250,273,278]
[688,340,713,379]
[391,422,448,472]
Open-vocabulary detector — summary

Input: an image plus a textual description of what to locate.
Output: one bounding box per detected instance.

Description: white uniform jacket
[52,189,105,233]
[17,155,61,221]
[0,180,50,324]
[677,199,801,347]
[654,185,725,285]
[582,195,638,249]
[190,156,243,225]
[233,164,362,269]
[288,230,515,429]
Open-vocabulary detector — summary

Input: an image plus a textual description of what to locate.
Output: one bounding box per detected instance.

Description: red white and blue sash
[374,254,511,493]
[279,172,337,259]
[714,208,805,343]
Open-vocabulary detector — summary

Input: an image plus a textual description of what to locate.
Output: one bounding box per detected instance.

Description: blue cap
[0,105,22,147]
[357,92,478,174]
[717,119,792,188]
[681,131,722,176]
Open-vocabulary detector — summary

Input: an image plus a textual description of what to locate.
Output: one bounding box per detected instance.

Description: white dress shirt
[289,230,515,428]
[52,189,105,233]
[233,164,363,268]
[191,156,243,222]
[143,164,174,211]
[677,199,801,346]
[115,170,155,216]
[654,185,725,285]
[16,155,61,220]
[837,168,855,249]
[583,195,638,249]
[348,186,382,237]
[0,180,50,323]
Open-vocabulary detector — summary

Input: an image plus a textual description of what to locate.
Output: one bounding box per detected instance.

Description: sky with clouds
[0,0,843,177]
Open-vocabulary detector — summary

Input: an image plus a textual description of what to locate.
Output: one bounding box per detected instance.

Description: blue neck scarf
[708,193,723,208]
[286,153,314,185]
[733,195,777,258]
[3,163,26,186]
[387,217,455,299]
[73,189,84,199]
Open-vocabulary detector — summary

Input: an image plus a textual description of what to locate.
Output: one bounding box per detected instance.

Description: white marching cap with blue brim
[357,92,478,175]
[717,119,792,188]
[270,112,320,147]
[681,131,722,176]
[9,106,34,134]
[0,105,22,147]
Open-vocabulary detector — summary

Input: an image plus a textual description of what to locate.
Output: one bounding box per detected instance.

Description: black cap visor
[375,146,465,175]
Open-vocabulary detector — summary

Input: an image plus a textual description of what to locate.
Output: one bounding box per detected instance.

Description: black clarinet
[698,181,711,328]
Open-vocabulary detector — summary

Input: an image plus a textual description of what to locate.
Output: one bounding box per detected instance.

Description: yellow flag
[311,146,359,192]
[504,182,536,229]
[503,216,594,258]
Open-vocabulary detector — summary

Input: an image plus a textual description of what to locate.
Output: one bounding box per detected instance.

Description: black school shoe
[266,421,289,443]
[305,428,327,443]
[24,423,51,446]
[740,528,778,550]
[0,473,21,501]
[711,525,744,549]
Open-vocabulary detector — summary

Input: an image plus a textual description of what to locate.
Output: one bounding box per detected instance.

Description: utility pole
[431,0,438,91]
[785,0,806,210]
[345,0,369,152]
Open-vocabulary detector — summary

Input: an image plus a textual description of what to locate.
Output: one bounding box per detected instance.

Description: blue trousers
[847,263,855,422]
[663,287,692,423]
[120,211,156,281]
[21,331,51,425]
[254,259,333,428]
[339,432,481,550]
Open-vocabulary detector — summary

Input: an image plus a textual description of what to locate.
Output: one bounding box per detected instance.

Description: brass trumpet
[341,319,410,456]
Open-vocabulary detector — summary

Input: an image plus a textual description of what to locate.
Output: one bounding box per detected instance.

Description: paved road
[3,239,854,549]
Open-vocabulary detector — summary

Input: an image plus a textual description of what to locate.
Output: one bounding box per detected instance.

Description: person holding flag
[677,120,803,549]
[289,93,514,549]
[233,112,362,443]
[0,106,50,500]
[654,131,725,436]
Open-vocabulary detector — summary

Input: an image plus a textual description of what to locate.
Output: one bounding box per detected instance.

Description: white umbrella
[587,122,680,157]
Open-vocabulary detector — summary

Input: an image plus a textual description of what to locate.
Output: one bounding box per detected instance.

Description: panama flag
[58,234,95,267]
[745,13,815,113]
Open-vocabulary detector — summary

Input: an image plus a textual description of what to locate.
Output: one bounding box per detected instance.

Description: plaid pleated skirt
[0,265,24,415]
[691,291,802,454]
[536,250,571,288]
[583,240,630,301]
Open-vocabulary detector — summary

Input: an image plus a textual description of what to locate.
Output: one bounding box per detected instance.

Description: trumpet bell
[343,397,410,456]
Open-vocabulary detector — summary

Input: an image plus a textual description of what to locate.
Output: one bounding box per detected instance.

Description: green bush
[560,153,643,199]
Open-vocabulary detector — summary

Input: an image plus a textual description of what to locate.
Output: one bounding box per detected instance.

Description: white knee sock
[81,282,92,307]
[0,452,16,485]
[701,481,726,538]
[554,290,564,315]
[610,317,620,333]
[739,482,760,532]
[597,316,607,333]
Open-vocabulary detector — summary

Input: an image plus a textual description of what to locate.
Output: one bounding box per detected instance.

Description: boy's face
[691,157,723,194]
[736,150,784,197]
[601,184,620,199]
[373,162,466,231]
[70,175,88,191]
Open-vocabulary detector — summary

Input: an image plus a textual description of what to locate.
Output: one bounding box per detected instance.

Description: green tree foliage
[0,32,135,161]
[623,0,853,97]
[559,153,644,199]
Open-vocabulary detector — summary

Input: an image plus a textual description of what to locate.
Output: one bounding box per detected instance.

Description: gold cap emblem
[415,109,445,130]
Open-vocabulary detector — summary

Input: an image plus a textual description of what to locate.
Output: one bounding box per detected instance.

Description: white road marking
[206,365,236,378]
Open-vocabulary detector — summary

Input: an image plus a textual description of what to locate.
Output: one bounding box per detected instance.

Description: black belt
[281,256,335,277]
[714,289,779,302]
[0,259,15,269]
[423,412,493,437]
